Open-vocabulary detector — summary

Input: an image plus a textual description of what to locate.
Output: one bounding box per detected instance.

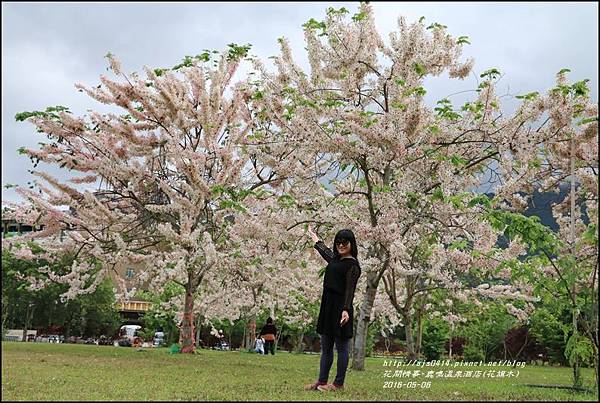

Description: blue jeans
[318,334,350,386]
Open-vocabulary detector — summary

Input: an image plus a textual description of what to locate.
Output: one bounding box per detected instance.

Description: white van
[115,325,142,347]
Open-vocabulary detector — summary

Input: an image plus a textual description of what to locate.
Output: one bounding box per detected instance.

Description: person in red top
[259,317,278,355]
[304,226,361,392]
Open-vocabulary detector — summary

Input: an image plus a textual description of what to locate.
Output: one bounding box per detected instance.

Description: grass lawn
[2,342,597,401]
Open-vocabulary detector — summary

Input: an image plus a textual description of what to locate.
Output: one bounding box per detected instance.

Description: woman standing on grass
[304,226,361,392]
[259,317,278,355]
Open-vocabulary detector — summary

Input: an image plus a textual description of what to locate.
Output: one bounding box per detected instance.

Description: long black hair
[332,229,358,260]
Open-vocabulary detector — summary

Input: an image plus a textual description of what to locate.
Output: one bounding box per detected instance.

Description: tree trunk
[403,311,417,360]
[296,331,304,353]
[510,334,529,367]
[246,315,256,350]
[352,275,378,370]
[195,316,202,348]
[1,311,7,335]
[22,303,34,342]
[415,308,423,357]
[572,311,581,387]
[180,290,195,353]
[414,281,426,357]
[594,351,600,396]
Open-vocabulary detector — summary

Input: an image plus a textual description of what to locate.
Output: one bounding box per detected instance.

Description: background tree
[457,302,517,362]
[2,247,120,339]
[5,44,284,353]
[137,281,185,346]
[486,209,598,389]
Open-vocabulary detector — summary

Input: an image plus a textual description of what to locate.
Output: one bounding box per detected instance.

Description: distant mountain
[524,183,590,230]
[486,182,588,233]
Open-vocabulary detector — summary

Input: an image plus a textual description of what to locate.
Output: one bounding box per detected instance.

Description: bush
[137,329,154,342]
[463,344,485,362]
[366,323,379,357]
[528,307,569,365]
[422,319,449,361]
[457,303,515,362]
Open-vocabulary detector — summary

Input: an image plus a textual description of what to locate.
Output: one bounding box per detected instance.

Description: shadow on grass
[523,383,596,394]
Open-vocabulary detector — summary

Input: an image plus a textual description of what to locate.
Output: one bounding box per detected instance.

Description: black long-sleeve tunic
[314,241,361,338]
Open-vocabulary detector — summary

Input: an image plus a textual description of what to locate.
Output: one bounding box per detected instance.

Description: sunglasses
[335,239,350,246]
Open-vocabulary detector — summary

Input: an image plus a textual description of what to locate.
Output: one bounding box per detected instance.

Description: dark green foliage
[2,249,120,338]
[434,98,461,120]
[457,304,516,362]
[480,68,501,80]
[302,18,327,34]
[365,321,380,357]
[352,11,367,22]
[137,282,184,345]
[463,343,486,362]
[421,318,449,361]
[326,6,349,16]
[529,308,570,365]
[515,91,540,101]
[59,280,121,338]
[426,22,447,30]
[226,43,251,61]
[412,62,427,76]
[15,105,71,122]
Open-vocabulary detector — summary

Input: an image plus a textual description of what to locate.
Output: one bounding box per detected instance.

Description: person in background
[259,317,278,355]
[254,335,265,355]
[216,329,225,349]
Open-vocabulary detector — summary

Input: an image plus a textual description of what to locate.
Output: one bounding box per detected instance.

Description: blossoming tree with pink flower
[5,44,292,353]
[249,3,597,369]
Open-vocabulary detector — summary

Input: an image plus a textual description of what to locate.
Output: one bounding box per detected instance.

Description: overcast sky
[2,1,598,204]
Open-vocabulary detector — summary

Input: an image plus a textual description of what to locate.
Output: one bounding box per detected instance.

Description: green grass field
[1,342,597,401]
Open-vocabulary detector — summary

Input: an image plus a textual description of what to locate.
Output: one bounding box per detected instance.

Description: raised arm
[308,225,335,263]
[314,240,335,263]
